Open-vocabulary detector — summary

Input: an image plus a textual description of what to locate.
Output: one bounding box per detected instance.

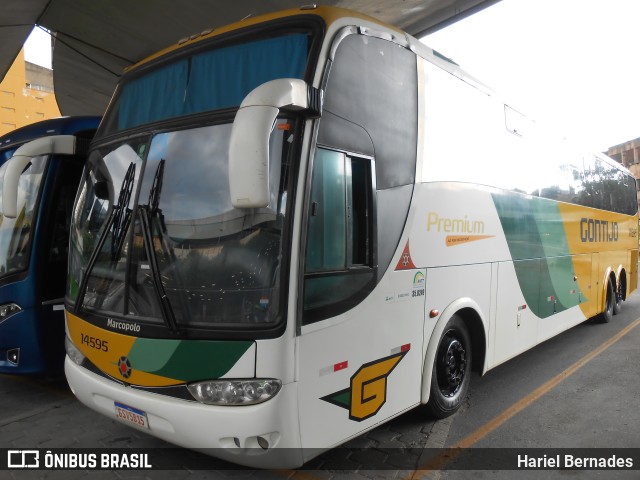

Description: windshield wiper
[149,159,164,212]
[75,163,136,312]
[139,205,179,334]
[138,159,179,334]
[111,162,136,260]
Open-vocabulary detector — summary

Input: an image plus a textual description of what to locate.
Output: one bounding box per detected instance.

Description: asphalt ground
[1,285,639,479]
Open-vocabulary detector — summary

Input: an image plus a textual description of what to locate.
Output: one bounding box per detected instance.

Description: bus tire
[425,315,472,419]
[613,280,623,315]
[597,278,615,323]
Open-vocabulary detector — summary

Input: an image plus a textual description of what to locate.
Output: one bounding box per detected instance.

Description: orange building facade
[0,49,61,136]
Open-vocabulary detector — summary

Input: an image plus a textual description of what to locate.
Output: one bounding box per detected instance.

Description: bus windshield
[68,121,289,332]
[0,156,47,279]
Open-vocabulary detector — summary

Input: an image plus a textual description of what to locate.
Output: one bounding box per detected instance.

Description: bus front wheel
[425,315,472,419]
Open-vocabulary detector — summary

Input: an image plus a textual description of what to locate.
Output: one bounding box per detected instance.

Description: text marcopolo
[107,318,141,332]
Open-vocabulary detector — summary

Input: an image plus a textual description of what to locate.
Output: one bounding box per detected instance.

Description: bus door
[36,155,85,364]
[0,134,88,372]
[295,147,425,450]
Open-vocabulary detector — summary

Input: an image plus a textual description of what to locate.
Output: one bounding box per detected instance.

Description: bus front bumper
[65,356,305,469]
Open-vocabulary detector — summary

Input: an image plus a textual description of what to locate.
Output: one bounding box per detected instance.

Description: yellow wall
[0,49,60,136]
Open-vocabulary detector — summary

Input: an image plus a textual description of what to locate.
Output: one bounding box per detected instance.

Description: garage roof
[1,0,498,115]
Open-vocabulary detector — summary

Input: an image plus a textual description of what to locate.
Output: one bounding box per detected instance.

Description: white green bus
[64,6,638,468]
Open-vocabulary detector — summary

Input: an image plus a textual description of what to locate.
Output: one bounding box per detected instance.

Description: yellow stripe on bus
[66,312,182,386]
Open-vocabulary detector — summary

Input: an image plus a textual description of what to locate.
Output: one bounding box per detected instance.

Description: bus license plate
[114,401,148,429]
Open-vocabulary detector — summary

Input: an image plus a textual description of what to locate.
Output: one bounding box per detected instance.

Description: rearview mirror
[2,135,76,218]
[229,78,322,208]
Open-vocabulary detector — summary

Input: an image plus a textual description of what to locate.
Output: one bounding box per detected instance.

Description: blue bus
[0,116,100,374]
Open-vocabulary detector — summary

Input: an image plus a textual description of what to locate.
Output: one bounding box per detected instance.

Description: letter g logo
[321,350,408,421]
[349,353,406,421]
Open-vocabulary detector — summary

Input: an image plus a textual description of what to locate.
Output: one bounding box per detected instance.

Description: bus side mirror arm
[229,78,322,209]
[2,135,76,218]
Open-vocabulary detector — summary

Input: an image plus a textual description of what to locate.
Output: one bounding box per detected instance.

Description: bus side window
[317,32,416,280]
[303,148,375,324]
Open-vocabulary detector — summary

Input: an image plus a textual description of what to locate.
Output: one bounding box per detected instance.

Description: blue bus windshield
[0,156,47,279]
[109,33,309,133]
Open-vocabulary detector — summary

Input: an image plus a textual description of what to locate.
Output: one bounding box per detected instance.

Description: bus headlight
[65,336,86,365]
[187,379,281,406]
[0,303,21,323]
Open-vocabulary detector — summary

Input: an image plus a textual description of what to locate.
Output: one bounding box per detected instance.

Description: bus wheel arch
[421,300,487,418]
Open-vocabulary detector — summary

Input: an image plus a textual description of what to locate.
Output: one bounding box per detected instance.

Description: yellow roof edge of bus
[124,5,404,73]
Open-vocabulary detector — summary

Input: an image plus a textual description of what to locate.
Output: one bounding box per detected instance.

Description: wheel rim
[436,332,467,398]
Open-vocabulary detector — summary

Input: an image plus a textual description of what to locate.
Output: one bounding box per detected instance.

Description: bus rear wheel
[613,279,623,315]
[425,315,471,419]
[597,278,615,323]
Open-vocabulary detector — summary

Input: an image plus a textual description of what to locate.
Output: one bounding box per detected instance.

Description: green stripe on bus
[127,338,253,381]
[492,193,586,318]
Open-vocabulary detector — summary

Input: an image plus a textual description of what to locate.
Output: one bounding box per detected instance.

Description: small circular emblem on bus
[118,356,132,379]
